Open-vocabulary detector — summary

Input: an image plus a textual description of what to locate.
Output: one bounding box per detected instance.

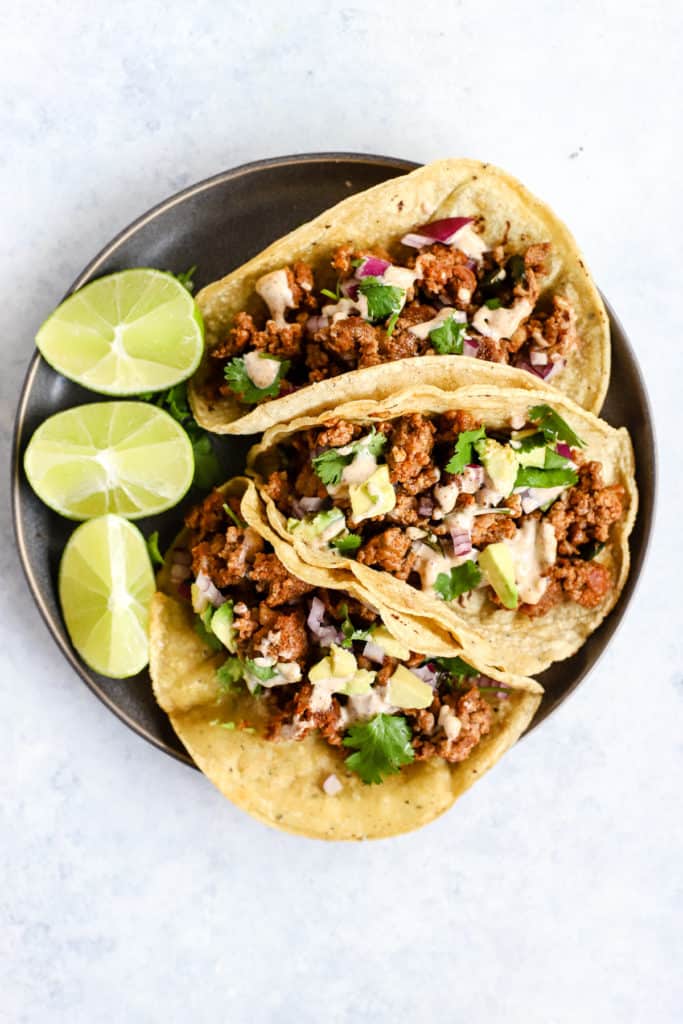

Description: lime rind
[35,269,204,396]
[24,401,194,520]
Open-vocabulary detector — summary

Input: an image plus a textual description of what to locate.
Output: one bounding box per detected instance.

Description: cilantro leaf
[321,284,341,302]
[386,311,399,337]
[146,531,164,567]
[339,603,371,648]
[358,276,405,322]
[485,297,502,310]
[224,356,290,404]
[529,404,585,449]
[331,533,362,553]
[343,714,415,784]
[312,429,386,486]
[311,448,349,487]
[137,381,222,491]
[429,316,468,355]
[244,659,277,682]
[223,502,246,529]
[507,254,526,285]
[511,430,547,452]
[216,657,245,691]
[445,426,487,474]
[194,613,223,651]
[514,464,578,488]
[580,540,605,561]
[173,265,197,293]
[433,655,479,680]
[434,560,482,601]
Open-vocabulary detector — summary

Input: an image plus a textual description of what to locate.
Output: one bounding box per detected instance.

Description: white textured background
[2,2,681,1022]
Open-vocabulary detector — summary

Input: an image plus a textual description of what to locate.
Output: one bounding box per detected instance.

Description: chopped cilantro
[244,659,277,682]
[343,714,415,784]
[543,448,573,470]
[312,429,386,486]
[434,560,482,601]
[529,404,586,449]
[350,258,364,268]
[445,426,487,474]
[223,502,246,530]
[213,720,236,730]
[429,316,467,355]
[485,297,502,309]
[224,356,290,405]
[146,531,164,567]
[339,603,371,648]
[321,285,341,302]
[194,612,222,652]
[514,461,578,488]
[386,311,400,337]
[580,540,605,561]
[433,655,479,680]
[511,430,547,452]
[173,265,197,293]
[358,276,405,322]
[331,533,362,553]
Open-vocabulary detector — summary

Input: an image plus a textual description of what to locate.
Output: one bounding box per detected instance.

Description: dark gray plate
[11,153,656,766]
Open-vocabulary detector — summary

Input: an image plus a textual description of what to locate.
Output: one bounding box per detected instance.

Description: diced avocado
[516,445,547,468]
[370,624,410,660]
[349,465,396,522]
[478,543,519,610]
[475,438,518,497]
[308,654,333,685]
[210,601,236,653]
[343,669,375,696]
[329,643,358,678]
[288,508,345,543]
[387,665,434,709]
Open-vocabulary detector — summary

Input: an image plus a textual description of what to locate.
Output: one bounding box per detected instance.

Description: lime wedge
[59,515,155,678]
[36,269,204,395]
[24,401,194,520]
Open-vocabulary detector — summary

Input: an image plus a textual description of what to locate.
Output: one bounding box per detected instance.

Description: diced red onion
[356,257,390,278]
[463,337,480,358]
[417,497,434,517]
[449,525,472,558]
[299,497,324,513]
[400,231,436,249]
[195,571,226,608]
[416,216,474,244]
[306,315,329,333]
[341,280,359,301]
[458,465,485,493]
[465,259,477,271]
[556,443,572,460]
[411,664,439,688]
[323,774,343,796]
[318,625,344,646]
[519,486,565,514]
[362,640,386,665]
[515,358,565,381]
[307,596,326,634]
[529,348,549,366]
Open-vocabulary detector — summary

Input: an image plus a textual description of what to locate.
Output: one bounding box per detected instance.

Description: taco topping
[263,403,626,618]
[177,490,507,785]
[208,224,581,406]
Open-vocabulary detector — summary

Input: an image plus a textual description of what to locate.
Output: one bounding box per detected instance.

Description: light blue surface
[2,3,681,1021]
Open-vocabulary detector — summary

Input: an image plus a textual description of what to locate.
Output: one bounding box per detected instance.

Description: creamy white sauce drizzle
[452,223,489,260]
[243,350,280,390]
[472,298,533,341]
[438,704,462,741]
[503,518,557,604]
[254,268,294,326]
[407,306,467,341]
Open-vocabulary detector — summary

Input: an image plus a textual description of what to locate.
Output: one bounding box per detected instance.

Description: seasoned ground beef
[251,605,310,663]
[414,243,478,307]
[548,461,625,556]
[356,528,415,577]
[192,525,265,588]
[387,414,436,486]
[410,687,493,763]
[470,513,517,548]
[554,557,612,608]
[249,553,315,607]
[436,410,482,441]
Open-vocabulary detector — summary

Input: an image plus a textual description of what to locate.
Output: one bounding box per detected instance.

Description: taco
[149,478,541,840]
[248,384,637,677]
[189,158,609,435]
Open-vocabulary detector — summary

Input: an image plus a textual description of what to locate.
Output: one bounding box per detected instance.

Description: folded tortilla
[189,158,609,434]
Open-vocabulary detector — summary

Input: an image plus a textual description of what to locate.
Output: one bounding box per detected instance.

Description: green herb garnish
[223,503,246,530]
[146,531,164,567]
[339,603,371,648]
[485,297,502,309]
[429,316,467,355]
[434,561,482,601]
[432,655,479,680]
[244,659,277,683]
[172,265,197,293]
[507,254,526,285]
[331,533,362,553]
[216,657,244,691]
[224,356,290,405]
[138,381,222,490]
[343,714,415,784]
[358,276,405,322]
[445,426,487,475]
[529,404,585,449]
[194,612,222,651]
[386,311,400,337]
[312,429,386,486]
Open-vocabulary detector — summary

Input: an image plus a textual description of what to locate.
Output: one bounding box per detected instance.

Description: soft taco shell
[248,384,637,677]
[149,478,541,840]
[189,158,609,434]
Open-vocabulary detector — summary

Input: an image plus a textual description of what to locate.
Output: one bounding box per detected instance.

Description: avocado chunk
[475,438,518,497]
[288,507,346,543]
[478,543,519,610]
[516,445,547,468]
[308,644,375,696]
[387,665,434,709]
[370,624,410,661]
[210,601,237,653]
[349,465,396,523]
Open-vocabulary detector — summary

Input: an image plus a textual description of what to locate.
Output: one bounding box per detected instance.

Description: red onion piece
[529,348,549,366]
[463,337,479,358]
[449,525,472,557]
[318,625,344,647]
[362,640,386,665]
[411,664,439,688]
[195,572,226,608]
[417,497,434,517]
[515,358,564,381]
[341,280,359,301]
[306,315,329,333]
[356,257,390,278]
[417,216,474,243]
[307,596,326,634]
[299,497,324,513]
[458,465,485,494]
[400,231,436,249]
[556,443,572,460]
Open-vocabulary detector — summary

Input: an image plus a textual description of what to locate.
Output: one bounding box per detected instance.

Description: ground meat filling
[183,490,498,770]
[268,411,626,619]
[209,229,580,403]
